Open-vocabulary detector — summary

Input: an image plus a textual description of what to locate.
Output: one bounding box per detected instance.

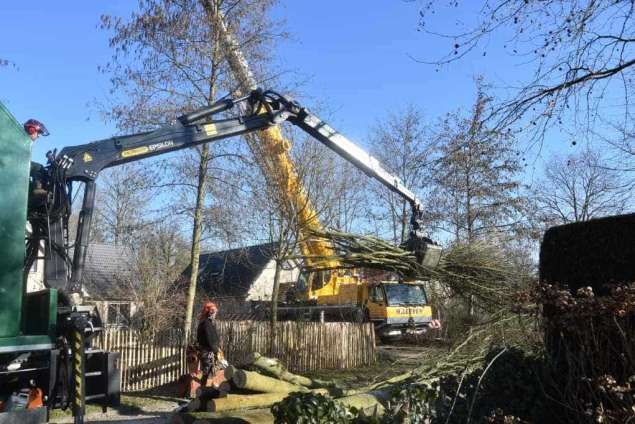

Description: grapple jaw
[403,204,442,268]
[402,231,443,268]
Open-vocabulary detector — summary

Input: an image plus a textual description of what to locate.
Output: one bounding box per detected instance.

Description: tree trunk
[231,369,309,393]
[205,393,290,412]
[336,391,388,415]
[269,258,282,353]
[183,144,211,341]
[245,352,338,390]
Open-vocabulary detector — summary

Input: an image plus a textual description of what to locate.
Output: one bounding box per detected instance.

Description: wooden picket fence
[93,328,187,392]
[94,321,376,392]
[218,321,376,372]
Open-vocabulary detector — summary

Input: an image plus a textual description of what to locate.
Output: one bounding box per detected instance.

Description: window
[298,270,331,292]
[107,303,130,327]
[311,270,331,291]
[383,284,427,306]
[369,286,385,303]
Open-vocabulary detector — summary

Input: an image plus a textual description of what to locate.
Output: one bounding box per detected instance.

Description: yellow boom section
[249,126,337,267]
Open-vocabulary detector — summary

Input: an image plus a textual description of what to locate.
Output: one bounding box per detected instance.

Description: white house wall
[246,259,299,301]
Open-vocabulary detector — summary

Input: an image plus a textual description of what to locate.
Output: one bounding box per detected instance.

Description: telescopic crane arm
[40,89,438,297]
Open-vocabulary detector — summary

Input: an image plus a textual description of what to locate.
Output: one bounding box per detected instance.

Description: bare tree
[533,147,633,227]
[368,105,437,244]
[418,1,635,141]
[100,0,284,339]
[112,220,190,335]
[431,84,525,243]
[93,164,154,246]
[239,129,340,324]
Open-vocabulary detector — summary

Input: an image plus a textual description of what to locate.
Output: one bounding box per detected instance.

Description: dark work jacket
[197,317,220,354]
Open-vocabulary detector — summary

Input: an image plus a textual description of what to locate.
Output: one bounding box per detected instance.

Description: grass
[303,342,450,389]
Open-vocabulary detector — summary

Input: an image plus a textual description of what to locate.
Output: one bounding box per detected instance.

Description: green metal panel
[23,289,58,337]
[0,101,31,339]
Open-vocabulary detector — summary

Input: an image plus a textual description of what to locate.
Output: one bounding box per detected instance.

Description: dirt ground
[48,392,184,424]
[48,342,449,423]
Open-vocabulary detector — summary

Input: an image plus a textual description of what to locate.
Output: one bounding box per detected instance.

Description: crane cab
[365,281,433,341]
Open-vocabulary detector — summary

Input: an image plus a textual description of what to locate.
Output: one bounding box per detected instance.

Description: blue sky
[0,1,547,167]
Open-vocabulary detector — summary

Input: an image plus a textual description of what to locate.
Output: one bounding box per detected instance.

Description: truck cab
[366,281,433,341]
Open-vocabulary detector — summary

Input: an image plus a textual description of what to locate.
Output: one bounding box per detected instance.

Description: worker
[23,119,50,206]
[197,301,222,387]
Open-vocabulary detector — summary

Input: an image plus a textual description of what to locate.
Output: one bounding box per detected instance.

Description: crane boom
[292,108,421,210]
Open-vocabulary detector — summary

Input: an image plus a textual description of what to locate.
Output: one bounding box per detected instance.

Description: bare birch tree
[238,129,343,333]
[125,220,189,335]
[92,164,154,246]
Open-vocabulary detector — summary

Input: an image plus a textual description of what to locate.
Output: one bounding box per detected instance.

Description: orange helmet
[199,301,218,319]
[24,119,50,138]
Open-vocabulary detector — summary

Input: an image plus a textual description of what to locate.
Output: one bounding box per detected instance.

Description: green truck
[0,102,119,424]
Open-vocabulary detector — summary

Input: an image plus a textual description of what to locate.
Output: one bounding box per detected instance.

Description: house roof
[194,242,279,298]
[82,243,133,300]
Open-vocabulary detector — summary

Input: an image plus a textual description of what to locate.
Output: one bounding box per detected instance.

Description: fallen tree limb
[206,393,290,412]
[297,230,517,312]
[245,352,313,387]
[343,312,530,396]
[245,352,340,391]
[336,391,389,415]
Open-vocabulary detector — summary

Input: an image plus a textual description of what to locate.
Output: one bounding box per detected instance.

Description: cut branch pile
[172,352,395,423]
[300,229,517,311]
[172,354,326,423]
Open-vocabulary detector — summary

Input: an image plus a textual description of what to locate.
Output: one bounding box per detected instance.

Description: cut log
[231,369,309,393]
[245,353,339,390]
[336,391,389,415]
[172,408,274,424]
[246,352,313,387]
[205,393,289,412]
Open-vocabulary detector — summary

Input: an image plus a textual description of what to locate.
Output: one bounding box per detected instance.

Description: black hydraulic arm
[51,97,274,295]
[58,111,272,181]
